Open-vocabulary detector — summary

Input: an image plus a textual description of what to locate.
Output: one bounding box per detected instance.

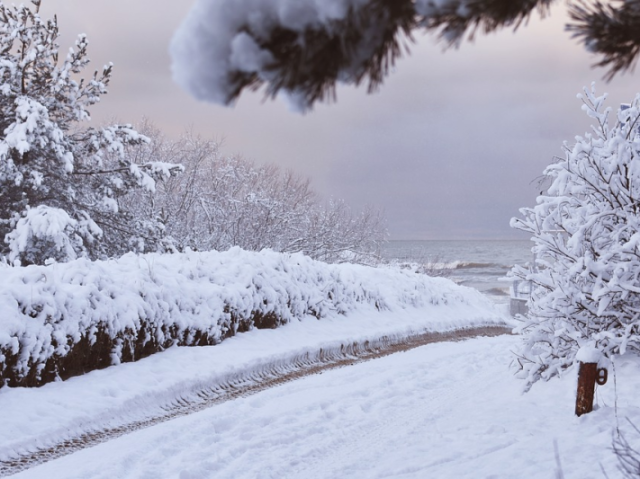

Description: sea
[380,240,533,306]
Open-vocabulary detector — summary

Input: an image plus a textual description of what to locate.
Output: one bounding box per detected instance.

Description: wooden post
[575,361,598,416]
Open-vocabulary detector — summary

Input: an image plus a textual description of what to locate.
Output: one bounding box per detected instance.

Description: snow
[170,0,372,110]
[5,205,80,264]
[5,333,639,478]
[0,291,505,459]
[0,244,633,478]
[0,247,503,386]
[169,0,524,110]
[576,344,603,364]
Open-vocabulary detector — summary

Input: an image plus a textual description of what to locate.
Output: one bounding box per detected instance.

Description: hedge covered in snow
[0,248,496,388]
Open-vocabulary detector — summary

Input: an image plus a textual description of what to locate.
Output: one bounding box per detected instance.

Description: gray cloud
[40,1,640,239]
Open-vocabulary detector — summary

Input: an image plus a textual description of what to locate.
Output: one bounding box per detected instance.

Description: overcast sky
[40,0,640,240]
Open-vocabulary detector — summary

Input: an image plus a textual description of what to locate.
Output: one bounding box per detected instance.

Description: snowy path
[0,326,507,477]
[9,333,636,479]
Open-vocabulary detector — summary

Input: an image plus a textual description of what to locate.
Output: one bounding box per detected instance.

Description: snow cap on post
[575,344,603,365]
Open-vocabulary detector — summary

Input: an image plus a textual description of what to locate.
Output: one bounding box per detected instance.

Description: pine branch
[226,0,418,107]
[179,0,640,108]
[568,0,640,80]
[186,0,561,109]
[422,0,555,46]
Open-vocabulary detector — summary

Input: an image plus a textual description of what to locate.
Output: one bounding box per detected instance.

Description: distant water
[381,240,533,305]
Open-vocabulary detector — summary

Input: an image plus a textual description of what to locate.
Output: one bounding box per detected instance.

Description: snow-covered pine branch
[511,83,640,388]
[0,1,181,265]
[168,0,640,111]
[170,0,553,111]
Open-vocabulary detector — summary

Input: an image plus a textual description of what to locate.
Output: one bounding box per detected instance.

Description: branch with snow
[170,0,640,110]
[120,126,386,263]
[171,0,420,111]
[511,84,640,387]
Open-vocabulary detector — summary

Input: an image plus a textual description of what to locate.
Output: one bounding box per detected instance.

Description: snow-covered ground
[2,249,635,478]
[6,332,640,478]
[0,297,505,466]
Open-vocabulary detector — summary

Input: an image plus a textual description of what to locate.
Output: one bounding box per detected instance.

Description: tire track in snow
[0,325,510,477]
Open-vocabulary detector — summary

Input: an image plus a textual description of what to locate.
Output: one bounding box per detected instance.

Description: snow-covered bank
[0,247,504,388]
[8,334,639,479]
[0,298,506,468]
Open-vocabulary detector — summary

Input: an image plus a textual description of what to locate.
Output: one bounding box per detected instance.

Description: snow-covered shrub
[0,1,180,265]
[511,84,640,387]
[5,205,97,265]
[120,125,386,264]
[0,248,499,388]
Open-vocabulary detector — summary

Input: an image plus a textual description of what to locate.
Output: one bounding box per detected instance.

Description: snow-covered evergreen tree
[511,84,640,387]
[0,0,180,265]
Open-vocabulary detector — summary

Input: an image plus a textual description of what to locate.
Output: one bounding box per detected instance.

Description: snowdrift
[0,247,503,388]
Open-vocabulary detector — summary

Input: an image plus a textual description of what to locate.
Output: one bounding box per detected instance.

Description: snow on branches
[0,1,180,265]
[120,126,386,264]
[173,0,640,111]
[511,84,640,387]
[170,0,417,112]
[5,205,99,265]
[169,0,640,111]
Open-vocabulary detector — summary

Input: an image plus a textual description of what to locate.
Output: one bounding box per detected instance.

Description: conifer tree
[0,0,180,265]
